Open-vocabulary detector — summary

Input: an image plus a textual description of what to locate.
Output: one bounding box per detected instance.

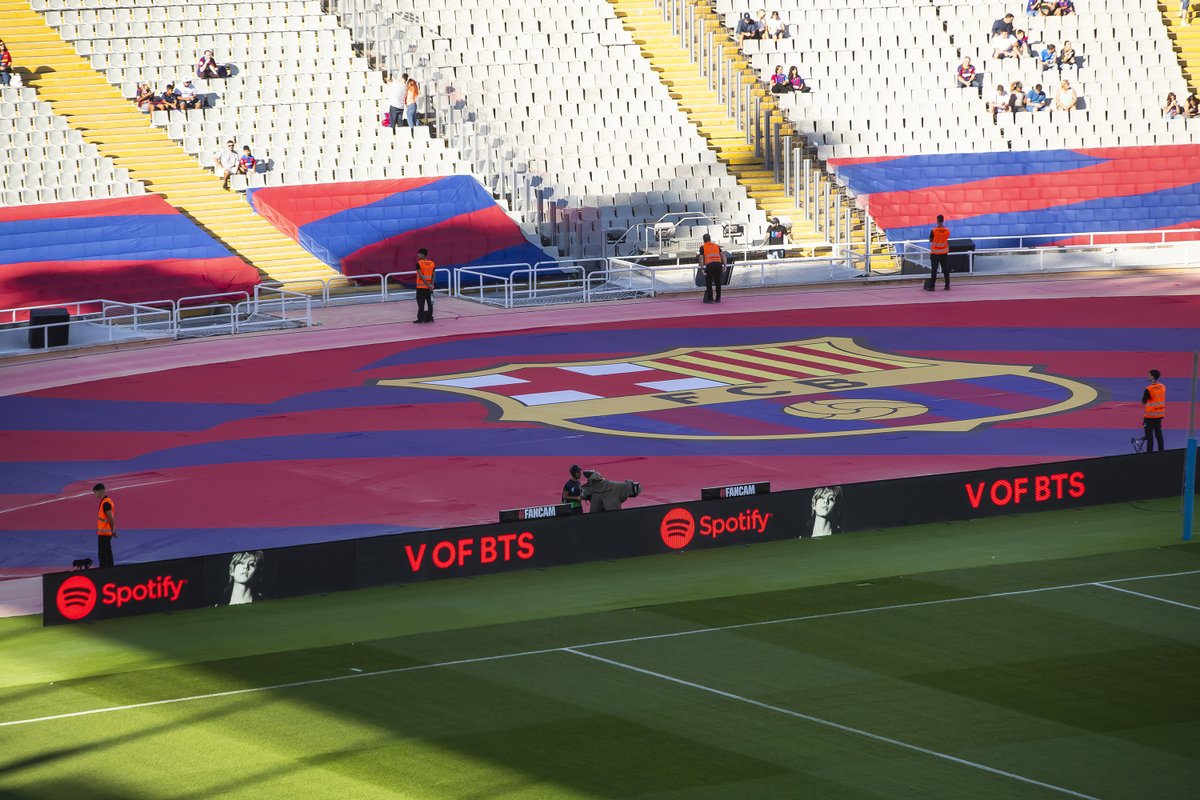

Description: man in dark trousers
[927,214,951,291]
[93,483,116,567]
[1142,369,1166,452]
[698,233,727,303]
[413,248,435,323]
[562,464,583,511]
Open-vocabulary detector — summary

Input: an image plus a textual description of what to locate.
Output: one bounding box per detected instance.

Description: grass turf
[0,498,1197,798]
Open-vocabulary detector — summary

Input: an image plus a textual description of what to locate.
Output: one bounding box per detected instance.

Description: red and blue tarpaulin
[247,176,552,279]
[0,195,259,311]
[828,145,1200,246]
[2,293,1200,574]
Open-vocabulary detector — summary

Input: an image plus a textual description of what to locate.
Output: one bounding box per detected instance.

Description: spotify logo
[660,508,696,549]
[56,574,98,621]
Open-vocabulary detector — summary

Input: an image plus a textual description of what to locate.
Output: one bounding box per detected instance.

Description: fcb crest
[376,337,1097,441]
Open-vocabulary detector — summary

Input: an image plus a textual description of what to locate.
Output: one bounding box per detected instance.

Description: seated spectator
[1039,43,1058,70]
[1009,81,1027,113]
[213,140,239,190]
[1164,92,1183,119]
[991,13,1015,36]
[765,10,785,40]
[1058,40,1077,70]
[1186,92,1199,117]
[1027,83,1050,110]
[177,79,203,110]
[787,65,809,93]
[735,12,758,46]
[1025,0,1040,15]
[236,145,256,174]
[1053,0,1075,15]
[1054,79,1078,112]
[0,41,11,88]
[768,64,788,92]
[991,30,1019,59]
[955,57,977,90]
[134,82,156,112]
[755,9,768,38]
[196,50,227,80]
[154,83,180,111]
[1037,0,1056,14]
[1014,29,1031,57]
[989,84,1009,118]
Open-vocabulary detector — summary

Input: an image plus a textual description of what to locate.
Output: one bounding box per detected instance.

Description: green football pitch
[2,499,1198,799]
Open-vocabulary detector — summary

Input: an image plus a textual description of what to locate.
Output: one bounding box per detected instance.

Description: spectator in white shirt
[991,30,1019,59]
[765,11,785,40]
[177,80,202,110]
[1054,79,1078,112]
[387,73,407,132]
[213,140,240,190]
[989,84,1009,118]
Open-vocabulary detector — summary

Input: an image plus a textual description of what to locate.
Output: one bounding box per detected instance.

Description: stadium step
[609,0,837,246]
[0,0,343,289]
[600,0,873,250]
[1158,2,1200,92]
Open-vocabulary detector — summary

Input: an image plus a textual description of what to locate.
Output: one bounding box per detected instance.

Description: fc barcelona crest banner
[378,337,1097,440]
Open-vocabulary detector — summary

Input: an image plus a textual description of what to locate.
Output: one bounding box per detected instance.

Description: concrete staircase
[0,0,342,288]
[608,0,828,248]
[1158,0,1199,92]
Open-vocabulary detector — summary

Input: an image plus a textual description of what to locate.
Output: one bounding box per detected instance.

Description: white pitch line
[0,647,561,729]
[1093,582,1200,612]
[2,567,1198,729]
[567,567,1200,651]
[0,479,174,516]
[564,648,1101,800]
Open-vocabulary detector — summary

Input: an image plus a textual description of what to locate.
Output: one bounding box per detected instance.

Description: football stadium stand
[1160,0,1200,92]
[5,0,348,287]
[731,0,1191,159]
[719,0,1199,248]
[1,87,146,205]
[347,0,772,252]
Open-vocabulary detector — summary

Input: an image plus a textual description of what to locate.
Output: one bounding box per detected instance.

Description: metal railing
[264,269,454,307]
[891,230,1200,277]
[0,288,318,356]
[598,250,865,297]
[455,260,603,308]
[0,299,177,355]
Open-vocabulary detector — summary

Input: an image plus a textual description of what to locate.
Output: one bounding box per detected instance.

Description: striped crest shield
[376,337,1097,441]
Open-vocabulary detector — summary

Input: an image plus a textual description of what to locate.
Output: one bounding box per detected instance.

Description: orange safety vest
[701,241,723,265]
[416,258,435,289]
[97,495,115,536]
[1144,382,1165,419]
[930,225,951,255]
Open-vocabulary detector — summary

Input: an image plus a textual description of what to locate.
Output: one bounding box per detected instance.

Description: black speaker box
[28,307,70,349]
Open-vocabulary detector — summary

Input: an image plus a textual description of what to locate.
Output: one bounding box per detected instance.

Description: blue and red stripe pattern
[829,145,1200,246]
[247,176,551,279]
[0,195,259,310]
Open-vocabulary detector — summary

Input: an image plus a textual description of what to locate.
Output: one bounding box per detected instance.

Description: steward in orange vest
[1141,369,1165,452]
[413,248,435,323]
[93,483,116,568]
[698,234,726,303]
[926,214,952,291]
